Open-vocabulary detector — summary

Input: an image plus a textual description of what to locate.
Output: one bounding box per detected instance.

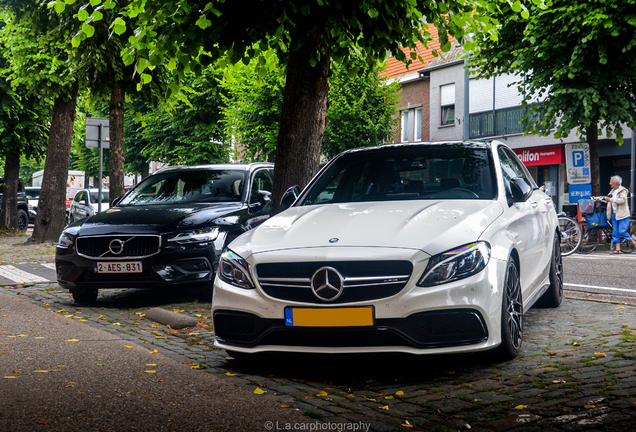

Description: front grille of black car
[77,235,161,259]
[255,261,413,304]
[213,309,488,349]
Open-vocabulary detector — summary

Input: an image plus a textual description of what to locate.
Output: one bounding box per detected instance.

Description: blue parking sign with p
[572,150,585,167]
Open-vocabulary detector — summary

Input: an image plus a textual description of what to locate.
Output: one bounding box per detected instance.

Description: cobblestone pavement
[2,283,636,432]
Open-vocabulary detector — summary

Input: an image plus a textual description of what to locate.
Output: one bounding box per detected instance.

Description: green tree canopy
[221,51,400,162]
[322,56,400,159]
[469,0,636,195]
[127,66,230,167]
[73,0,508,214]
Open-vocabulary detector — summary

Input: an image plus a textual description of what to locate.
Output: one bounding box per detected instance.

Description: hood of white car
[238,200,503,257]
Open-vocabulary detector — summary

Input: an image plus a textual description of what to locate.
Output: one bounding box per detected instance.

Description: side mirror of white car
[280,185,301,210]
[509,177,533,204]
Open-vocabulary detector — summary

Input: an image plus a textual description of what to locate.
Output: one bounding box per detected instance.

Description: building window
[440,83,455,126]
[400,107,422,142]
[415,108,422,141]
[401,111,409,142]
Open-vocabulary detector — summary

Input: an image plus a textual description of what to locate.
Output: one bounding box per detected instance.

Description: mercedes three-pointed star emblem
[310,266,344,302]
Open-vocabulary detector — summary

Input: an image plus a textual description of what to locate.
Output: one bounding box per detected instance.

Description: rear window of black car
[120,170,247,205]
[300,145,497,205]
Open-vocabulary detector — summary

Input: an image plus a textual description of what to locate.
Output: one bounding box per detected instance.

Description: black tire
[72,288,98,304]
[577,221,600,254]
[535,232,563,308]
[494,258,523,361]
[17,209,28,232]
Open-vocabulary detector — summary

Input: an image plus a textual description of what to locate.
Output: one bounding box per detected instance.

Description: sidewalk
[0,291,308,431]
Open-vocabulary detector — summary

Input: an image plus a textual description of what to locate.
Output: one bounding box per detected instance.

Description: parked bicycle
[557,212,582,256]
[577,197,636,254]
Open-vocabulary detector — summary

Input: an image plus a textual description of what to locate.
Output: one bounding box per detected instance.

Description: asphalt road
[563,249,636,304]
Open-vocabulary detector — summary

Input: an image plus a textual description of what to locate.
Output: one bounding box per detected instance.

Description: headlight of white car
[418,241,491,287]
[167,226,219,244]
[218,249,255,289]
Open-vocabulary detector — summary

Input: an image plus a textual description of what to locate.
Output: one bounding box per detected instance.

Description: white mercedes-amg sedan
[212,141,562,360]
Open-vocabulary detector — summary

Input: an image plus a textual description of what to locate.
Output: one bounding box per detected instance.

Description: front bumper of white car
[212,247,508,355]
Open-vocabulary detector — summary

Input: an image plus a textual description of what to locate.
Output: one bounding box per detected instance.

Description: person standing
[594,175,635,254]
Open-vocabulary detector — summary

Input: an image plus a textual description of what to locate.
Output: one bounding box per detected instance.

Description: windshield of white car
[26,189,40,199]
[89,191,110,203]
[119,170,247,206]
[300,145,497,205]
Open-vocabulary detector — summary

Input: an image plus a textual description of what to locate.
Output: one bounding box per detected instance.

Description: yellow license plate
[284,307,374,327]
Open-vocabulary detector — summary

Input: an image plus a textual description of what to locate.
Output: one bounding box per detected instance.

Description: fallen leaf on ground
[395,391,404,395]
[584,405,596,409]
[385,396,393,400]
[4,376,17,379]
[125,346,133,349]
[150,349,158,353]
[379,406,389,410]
[593,353,607,358]
[145,371,156,373]
[317,391,328,396]
[225,372,237,376]
[66,339,79,342]
[617,306,625,309]
[553,380,566,384]
[254,387,267,395]
[514,405,527,410]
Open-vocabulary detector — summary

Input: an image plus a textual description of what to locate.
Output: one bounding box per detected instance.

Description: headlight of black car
[418,241,491,287]
[218,249,255,289]
[58,227,80,248]
[167,227,219,244]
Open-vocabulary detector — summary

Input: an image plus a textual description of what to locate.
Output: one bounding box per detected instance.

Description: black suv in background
[56,163,274,303]
[0,177,29,231]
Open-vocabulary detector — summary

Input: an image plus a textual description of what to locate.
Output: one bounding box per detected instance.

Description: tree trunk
[109,72,126,204]
[0,150,20,230]
[587,125,601,196]
[271,27,330,215]
[27,87,78,244]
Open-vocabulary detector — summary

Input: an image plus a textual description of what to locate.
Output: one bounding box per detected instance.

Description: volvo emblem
[108,239,125,255]
[329,238,339,243]
[311,267,344,302]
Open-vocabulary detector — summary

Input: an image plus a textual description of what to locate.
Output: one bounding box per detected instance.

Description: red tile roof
[379,26,455,80]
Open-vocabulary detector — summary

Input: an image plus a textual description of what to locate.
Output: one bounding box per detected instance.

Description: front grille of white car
[255,261,413,304]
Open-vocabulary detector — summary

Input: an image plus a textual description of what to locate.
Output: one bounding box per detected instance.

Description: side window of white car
[498,148,519,183]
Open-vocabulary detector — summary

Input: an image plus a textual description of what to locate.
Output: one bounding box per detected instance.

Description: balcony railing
[469,106,528,139]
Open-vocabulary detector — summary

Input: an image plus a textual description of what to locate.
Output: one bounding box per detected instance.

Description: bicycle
[577,197,636,254]
[557,212,582,256]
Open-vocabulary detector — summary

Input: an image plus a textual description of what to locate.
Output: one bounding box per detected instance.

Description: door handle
[544,197,552,203]
[530,201,538,208]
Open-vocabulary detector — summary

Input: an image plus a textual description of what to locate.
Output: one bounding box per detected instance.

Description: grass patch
[303,410,323,420]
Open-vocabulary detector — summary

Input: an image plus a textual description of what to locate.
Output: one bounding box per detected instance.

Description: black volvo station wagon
[56,163,274,303]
